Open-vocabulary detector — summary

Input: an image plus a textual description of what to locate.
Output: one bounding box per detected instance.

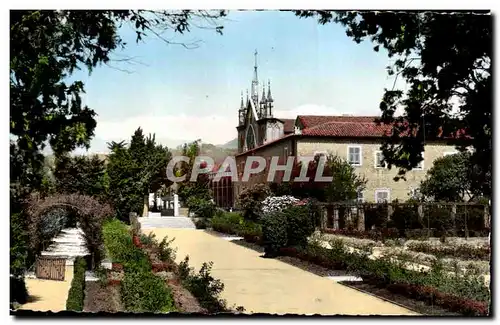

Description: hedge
[102,219,175,313]
[121,271,175,313]
[66,257,87,311]
[102,219,151,273]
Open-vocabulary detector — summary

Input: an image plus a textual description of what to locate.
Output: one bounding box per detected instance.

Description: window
[375,189,390,203]
[415,152,424,170]
[347,146,362,166]
[374,151,386,168]
[245,125,256,150]
[284,146,289,157]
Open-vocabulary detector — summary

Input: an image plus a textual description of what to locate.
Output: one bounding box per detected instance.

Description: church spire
[261,83,266,104]
[251,50,259,106]
[240,91,244,109]
[267,79,273,102]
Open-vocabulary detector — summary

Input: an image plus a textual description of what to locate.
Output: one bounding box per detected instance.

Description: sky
[71,10,403,154]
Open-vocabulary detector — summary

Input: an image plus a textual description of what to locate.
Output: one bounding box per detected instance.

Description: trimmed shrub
[283,205,315,247]
[121,271,175,313]
[261,211,288,255]
[66,257,87,311]
[210,212,243,234]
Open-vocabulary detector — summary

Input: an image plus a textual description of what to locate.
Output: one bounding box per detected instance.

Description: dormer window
[294,126,302,135]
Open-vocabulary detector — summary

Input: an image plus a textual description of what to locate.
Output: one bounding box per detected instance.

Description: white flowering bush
[261,195,299,215]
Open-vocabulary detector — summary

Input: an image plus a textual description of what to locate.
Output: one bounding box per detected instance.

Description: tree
[10,10,226,194]
[283,154,367,202]
[53,154,108,198]
[295,11,492,197]
[176,140,212,203]
[9,10,226,298]
[106,128,173,220]
[419,152,482,202]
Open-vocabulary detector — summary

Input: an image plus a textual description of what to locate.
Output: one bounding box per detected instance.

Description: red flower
[112,263,123,271]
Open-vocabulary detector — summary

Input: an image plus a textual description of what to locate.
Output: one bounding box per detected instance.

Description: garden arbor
[25,193,114,269]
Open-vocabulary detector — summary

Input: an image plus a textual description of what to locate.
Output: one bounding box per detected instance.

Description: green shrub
[283,205,314,247]
[139,233,156,246]
[262,211,288,253]
[102,219,150,273]
[194,218,209,229]
[210,212,243,234]
[177,256,227,313]
[158,236,177,262]
[187,197,217,219]
[236,183,271,221]
[10,276,28,305]
[238,220,262,241]
[66,257,87,311]
[121,271,175,313]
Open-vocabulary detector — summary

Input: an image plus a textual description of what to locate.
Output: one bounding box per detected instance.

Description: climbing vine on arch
[25,193,114,268]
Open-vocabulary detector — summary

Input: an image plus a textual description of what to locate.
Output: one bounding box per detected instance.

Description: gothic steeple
[251,50,259,106]
[238,91,245,125]
[267,79,273,103]
[259,83,267,118]
[267,80,273,117]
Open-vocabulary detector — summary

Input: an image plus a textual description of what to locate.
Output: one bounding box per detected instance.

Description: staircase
[40,228,89,262]
[138,216,196,229]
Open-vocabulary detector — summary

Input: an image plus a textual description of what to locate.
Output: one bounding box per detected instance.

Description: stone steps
[138,216,196,229]
[40,227,89,259]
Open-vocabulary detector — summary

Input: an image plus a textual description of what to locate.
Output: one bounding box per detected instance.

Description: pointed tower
[238,91,245,126]
[251,50,259,106]
[267,79,274,117]
[259,83,267,118]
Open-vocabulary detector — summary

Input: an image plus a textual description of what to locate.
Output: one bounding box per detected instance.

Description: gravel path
[145,228,418,316]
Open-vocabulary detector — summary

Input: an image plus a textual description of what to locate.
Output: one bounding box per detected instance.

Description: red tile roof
[298,115,469,139]
[298,115,379,128]
[281,119,295,133]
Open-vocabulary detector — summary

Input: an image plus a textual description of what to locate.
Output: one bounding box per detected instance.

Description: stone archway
[25,193,114,269]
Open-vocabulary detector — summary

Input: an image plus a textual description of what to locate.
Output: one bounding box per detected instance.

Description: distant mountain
[169,142,237,164]
[218,137,238,149]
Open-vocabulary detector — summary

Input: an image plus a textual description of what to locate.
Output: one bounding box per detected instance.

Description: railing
[312,201,490,238]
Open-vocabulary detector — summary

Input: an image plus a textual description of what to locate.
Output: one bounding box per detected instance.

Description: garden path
[20,266,74,312]
[146,228,418,315]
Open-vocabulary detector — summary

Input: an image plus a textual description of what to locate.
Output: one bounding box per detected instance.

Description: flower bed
[102,219,175,313]
[322,228,400,241]
[406,241,490,260]
[278,244,489,316]
[211,219,490,316]
[138,231,239,314]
